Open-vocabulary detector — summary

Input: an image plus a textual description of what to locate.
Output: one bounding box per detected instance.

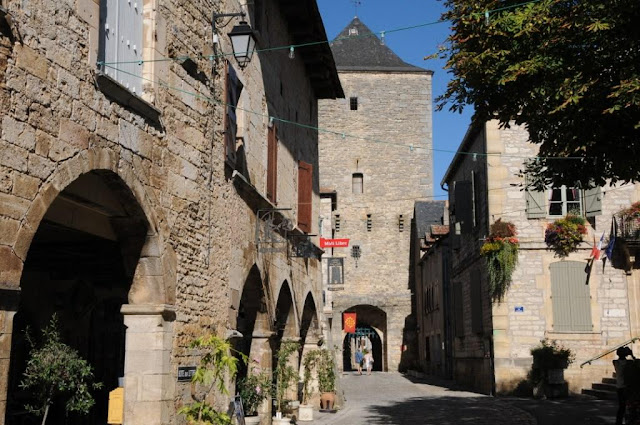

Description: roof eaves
[440,120,483,188]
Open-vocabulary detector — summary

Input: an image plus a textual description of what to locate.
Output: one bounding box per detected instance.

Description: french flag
[591,232,605,260]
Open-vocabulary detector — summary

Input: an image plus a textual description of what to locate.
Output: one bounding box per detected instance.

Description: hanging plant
[544,214,587,258]
[617,201,640,240]
[480,219,519,302]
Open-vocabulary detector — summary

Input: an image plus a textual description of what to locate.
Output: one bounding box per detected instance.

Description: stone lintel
[121,303,176,321]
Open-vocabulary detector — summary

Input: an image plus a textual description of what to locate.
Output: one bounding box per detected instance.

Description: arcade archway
[5,170,172,425]
[341,305,387,372]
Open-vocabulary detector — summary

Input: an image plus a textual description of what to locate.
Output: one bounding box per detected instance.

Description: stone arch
[341,304,387,372]
[2,148,176,425]
[299,291,320,346]
[274,280,298,340]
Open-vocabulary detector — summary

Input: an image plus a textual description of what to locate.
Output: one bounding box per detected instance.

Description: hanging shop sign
[290,234,319,259]
[320,238,350,248]
[255,208,293,253]
[343,312,356,333]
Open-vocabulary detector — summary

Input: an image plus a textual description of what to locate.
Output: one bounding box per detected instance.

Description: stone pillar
[0,288,20,425]
[300,335,321,407]
[121,304,175,425]
[249,331,273,422]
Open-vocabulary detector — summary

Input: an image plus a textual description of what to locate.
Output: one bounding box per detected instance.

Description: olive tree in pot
[237,369,271,425]
[178,335,246,425]
[273,340,300,424]
[316,350,336,411]
[20,315,102,425]
[299,350,323,421]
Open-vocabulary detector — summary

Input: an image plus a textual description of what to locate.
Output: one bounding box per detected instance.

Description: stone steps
[582,374,618,400]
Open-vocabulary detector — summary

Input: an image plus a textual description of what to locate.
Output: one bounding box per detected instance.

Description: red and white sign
[320,238,350,248]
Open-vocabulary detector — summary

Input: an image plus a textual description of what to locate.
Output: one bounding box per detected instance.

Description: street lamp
[213,12,257,68]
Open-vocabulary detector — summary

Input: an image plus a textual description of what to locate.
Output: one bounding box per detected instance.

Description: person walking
[614,346,636,425]
[364,350,374,375]
[355,347,364,375]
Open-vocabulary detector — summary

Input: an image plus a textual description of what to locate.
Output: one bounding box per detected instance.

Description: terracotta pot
[320,392,335,410]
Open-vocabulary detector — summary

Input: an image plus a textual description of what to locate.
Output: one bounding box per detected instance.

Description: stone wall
[0,0,328,423]
[318,70,432,372]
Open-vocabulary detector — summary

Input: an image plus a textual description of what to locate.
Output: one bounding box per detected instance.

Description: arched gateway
[341,305,387,372]
[1,150,176,425]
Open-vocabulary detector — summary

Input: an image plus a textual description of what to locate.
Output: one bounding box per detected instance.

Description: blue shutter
[102,0,119,78]
[117,0,143,94]
[551,261,592,332]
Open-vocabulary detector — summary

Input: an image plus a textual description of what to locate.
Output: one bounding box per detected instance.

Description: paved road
[310,372,536,425]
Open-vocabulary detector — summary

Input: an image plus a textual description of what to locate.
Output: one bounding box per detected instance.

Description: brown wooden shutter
[298,161,313,233]
[267,125,278,203]
[225,62,243,165]
[454,180,473,234]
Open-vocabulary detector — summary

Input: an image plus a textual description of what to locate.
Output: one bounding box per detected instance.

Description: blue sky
[317,0,474,199]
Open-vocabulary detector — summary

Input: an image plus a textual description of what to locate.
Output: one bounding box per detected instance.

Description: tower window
[398,215,405,232]
[350,97,358,111]
[352,173,363,194]
[366,214,372,232]
[333,214,341,232]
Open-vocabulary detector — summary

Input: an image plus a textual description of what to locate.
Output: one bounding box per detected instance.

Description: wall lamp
[213,11,257,68]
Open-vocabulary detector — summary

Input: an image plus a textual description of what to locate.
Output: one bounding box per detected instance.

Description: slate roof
[330,17,432,73]
[414,201,446,238]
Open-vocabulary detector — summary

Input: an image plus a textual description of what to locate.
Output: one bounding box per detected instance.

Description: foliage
[544,214,587,257]
[301,349,336,403]
[481,220,519,301]
[20,315,102,425]
[529,339,575,384]
[274,340,299,414]
[178,335,246,425]
[236,370,272,416]
[438,0,640,188]
[619,202,640,219]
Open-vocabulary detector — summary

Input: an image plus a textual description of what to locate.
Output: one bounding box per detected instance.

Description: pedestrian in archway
[355,347,364,375]
[364,349,374,375]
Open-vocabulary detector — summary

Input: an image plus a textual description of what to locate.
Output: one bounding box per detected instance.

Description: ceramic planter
[298,404,313,421]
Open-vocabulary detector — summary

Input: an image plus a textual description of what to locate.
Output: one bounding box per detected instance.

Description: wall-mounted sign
[177,366,197,382]
[327,257,344,285]
[320,238,350,248]
[514,306,524,313]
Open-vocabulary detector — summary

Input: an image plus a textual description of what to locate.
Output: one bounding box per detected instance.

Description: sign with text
[177,366,197,382]
[320,238,350,248]
[327,257,344,285]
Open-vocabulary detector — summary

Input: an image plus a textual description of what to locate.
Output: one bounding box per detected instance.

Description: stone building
[0,0,342,424]
[318,17,432,372]
[442,120,640,395]
[411,201,451,377]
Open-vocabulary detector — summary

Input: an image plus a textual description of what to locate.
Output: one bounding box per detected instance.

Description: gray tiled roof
[414,201,446,237]
[330,17,431,73]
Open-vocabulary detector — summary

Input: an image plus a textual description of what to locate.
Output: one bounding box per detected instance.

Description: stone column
[300,335,321,407]
[249,330,274,422]
[0,288,20,425]
[121,304,175,425]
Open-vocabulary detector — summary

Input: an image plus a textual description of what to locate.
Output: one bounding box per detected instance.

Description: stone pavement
[308,372,536,425]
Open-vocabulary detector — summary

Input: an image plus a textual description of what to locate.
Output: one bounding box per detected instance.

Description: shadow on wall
[398,314,418,373]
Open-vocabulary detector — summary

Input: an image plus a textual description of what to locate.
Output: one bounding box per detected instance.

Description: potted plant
[299,350,323,421]
[529,339,575,399]
[480,219,519,301]
[273,340,300,424]
[178,335,246,425]
[545,214,588,257]
[316,350,336,411]
[618,202,640,240]
[237,369,271,425]
[20,315,102,425]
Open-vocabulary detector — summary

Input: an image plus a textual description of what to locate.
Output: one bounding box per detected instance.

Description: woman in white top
[364,351,374,375]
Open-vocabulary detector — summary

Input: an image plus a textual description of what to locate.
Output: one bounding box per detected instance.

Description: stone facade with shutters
[443,120,640,395]
[318,17,432,373]
[0,1,341,424]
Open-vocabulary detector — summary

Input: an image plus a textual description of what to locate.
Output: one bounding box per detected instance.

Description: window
[352,173,363,194]
[333,214,341,232]
[224,62,244,165]
[398,215,404,232]
[548,186,582,216]
[366,214,372,232]
[298,161,313,233]
[551,261,592,332]
[267,124,278,203]
[100,0,143,94]
[349,97,358,111]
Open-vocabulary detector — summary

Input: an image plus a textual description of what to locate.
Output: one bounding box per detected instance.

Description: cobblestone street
[310,373,619,425]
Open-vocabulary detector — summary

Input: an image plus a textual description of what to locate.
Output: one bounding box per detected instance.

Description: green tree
[20,315,102,425]
[439,0,640,188]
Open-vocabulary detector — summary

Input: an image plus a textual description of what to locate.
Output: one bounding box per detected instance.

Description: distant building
[412,201,451,377]
[443,120,640,395]
[318,17,433,372]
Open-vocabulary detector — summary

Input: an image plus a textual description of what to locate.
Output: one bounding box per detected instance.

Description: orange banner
[343,313,356,334]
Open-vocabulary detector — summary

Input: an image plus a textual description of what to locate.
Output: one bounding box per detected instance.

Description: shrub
[237,370,271,416]
[529,339,575,385]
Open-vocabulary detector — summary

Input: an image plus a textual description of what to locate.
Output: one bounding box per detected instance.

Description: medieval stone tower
[318,17,433,372]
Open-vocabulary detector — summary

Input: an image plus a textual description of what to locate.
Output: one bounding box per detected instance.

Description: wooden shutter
[266,125,278,203]
[584,186,602,217]
[454,281,464,337]
[470,272,483,334]
[117,0,143,93]
[102,0,118,78]
[454,180,473,234]
[525,175,547,219]
[298,161,313,233]
[550,261,592,332]
[225,63,243,165]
